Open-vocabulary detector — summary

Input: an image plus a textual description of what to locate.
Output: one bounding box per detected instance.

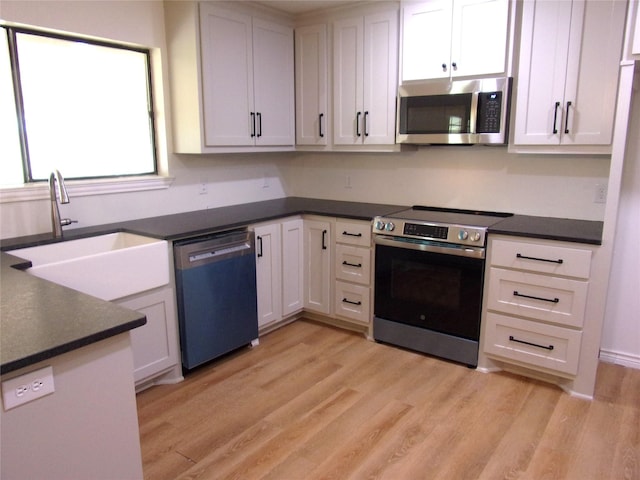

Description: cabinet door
[513,0,572,146]
[117,288,179,384]
[282,218,304,315]
[363,10,398,145]
[254,224,282,327]
[451,0,508,77]
[513,0,625,147]
[560,0,626,146]
[199,5,254,146]
[333,17,364,145]
[295,24,328,145]
[401,1,452,81]
[304,219,332,314]
[253,18,295,146]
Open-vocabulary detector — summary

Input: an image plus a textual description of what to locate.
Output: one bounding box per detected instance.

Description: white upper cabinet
[252,18,295,146]
[512,0,626,151]
[333,9,398,146]
[295,24,328,146]
[165,1,294,153]
[401,0,509,82]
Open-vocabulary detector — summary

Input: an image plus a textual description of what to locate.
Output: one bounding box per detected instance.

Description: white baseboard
[599,349,640,369]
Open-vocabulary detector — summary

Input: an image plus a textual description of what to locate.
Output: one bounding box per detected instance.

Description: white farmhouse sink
[13,232,170,301]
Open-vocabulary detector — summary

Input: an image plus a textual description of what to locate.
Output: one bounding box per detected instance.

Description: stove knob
[385,222,395,232]
[374,220,385,231]
[470,232,482,242]
[458,230,469,240]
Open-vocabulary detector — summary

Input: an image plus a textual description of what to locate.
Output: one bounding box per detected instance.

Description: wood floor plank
[136,319,640,480]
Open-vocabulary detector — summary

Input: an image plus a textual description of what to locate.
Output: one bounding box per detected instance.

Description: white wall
[601,75,640,368]
[287,148,610,219]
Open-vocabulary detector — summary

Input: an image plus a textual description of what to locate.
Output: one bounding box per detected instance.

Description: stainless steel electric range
[372,206,512,367]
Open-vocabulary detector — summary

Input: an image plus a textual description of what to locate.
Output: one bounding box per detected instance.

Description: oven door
[374,236,485,341]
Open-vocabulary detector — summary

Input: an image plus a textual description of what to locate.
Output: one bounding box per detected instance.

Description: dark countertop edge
[0,318,146,375]
[488,214,603,246]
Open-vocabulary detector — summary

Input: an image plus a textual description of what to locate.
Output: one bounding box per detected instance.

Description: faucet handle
[60,218,78,227]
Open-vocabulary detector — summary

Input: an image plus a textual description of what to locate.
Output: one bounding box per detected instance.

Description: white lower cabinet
[333,219,373,327]
[253,217,304,330]
[116,286,181,387]
[282,219,305,315]
[255,216,373,332]
[303,216,333,315]
[482,235,592,379]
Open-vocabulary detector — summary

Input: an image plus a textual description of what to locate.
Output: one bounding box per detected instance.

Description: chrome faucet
[49,170,75,237]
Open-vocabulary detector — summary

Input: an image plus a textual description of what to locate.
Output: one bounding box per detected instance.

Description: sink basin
[12,232,170,301]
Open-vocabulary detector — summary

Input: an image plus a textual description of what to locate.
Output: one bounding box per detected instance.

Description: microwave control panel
[477,91,502,133]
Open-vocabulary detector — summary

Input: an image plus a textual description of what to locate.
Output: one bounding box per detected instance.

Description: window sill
[0,175,174,204]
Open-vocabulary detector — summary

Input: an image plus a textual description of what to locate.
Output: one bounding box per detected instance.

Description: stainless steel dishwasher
[174,229,258,370]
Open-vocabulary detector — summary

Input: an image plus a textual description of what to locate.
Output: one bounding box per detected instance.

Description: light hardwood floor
[137,319,640,480]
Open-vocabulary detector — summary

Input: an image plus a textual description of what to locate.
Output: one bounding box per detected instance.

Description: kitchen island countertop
[0,252,146,374]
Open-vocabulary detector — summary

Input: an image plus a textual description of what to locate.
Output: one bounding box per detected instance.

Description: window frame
[2,24,160,186]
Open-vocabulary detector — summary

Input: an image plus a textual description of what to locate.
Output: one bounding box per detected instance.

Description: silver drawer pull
[342,261,362,268]
[342,298,362,306]
[513,291,559,304]
[516,253,563,264]
[509,335,554,351]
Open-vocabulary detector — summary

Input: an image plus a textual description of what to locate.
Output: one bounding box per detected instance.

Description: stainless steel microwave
[396,77,512,145]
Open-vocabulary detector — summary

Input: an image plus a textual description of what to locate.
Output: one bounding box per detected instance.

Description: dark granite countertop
[0,197,603,374]
[1,252,146,375]
[1,197,408,250]
[0,197,406,374]
[489,214,603,245]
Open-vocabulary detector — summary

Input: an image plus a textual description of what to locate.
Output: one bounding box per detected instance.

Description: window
[1,25,157,187]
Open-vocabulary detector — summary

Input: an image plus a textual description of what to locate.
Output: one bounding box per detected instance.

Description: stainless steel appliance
[397,77,512,145]
[373,206,512,367]
[174,229,258,370]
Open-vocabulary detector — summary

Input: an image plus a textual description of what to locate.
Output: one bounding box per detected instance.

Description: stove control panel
[373,217,487,247]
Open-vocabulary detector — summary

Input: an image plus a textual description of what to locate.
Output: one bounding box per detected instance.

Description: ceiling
[255,1,363,15]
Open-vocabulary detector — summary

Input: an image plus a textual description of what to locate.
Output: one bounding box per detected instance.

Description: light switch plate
[2,366,55,410]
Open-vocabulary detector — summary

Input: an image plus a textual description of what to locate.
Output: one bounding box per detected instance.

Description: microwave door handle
[470,92,479,134]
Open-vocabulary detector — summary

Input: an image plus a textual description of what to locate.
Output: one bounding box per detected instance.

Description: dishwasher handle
[174,230,255,270]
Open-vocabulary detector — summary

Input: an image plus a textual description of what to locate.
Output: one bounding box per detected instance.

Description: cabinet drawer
[335,220,371,247]
[490,238,592,279]
[484,312,582,376]
[335,281,370,323]
[487,268,588,328]
[335,244,371,285]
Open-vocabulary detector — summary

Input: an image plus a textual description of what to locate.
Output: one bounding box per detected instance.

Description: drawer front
[335,281,370,323]
[490,238,592,279]
[487,268,588,328]
[484,312,582,376]
[335,244,371,285]
[335,220,372,247]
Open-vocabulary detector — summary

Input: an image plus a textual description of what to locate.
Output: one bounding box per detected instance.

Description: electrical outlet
[345,175,352,189]
[198,182,208,195]
[2,366,55,411]
[594,184,607,204]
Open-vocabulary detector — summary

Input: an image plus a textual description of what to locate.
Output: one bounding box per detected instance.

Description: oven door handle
[374,235,485,259]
